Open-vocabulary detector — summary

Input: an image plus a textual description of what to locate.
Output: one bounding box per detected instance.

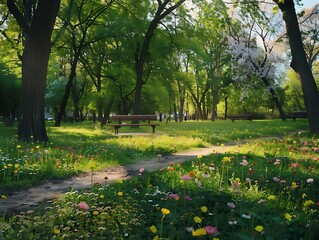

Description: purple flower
[168,193,180,200]
[184,195,192,201]
[273,176,280,182]
[227,202,236,209]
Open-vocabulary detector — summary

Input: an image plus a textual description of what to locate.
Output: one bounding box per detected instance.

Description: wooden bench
[291,111,307,120]
[228,114,253,122]
[107,115,159,134]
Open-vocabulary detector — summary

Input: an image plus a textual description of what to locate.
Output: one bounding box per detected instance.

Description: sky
[299,0,318,9]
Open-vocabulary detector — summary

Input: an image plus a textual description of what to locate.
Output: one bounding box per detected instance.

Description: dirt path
[0,144,240,215]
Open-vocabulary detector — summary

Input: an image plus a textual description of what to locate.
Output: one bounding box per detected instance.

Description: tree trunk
[8,0,61,142]
[211,89,218,121]
[276,0,319,132]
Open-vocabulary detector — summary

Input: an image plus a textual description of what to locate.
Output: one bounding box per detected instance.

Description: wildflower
[227,202,236,209]
[181,174,192,181]
[201,206,208,213]
[99,194,105,199]
[228,220,237,225]
[198,155,202,160]
[241,213,251,219]
[139,168,145,173]
[1,195,7,199]
[168,193,180,200]
[304,200,315,207]
[117,191,123,197]
[233,181,240,188]
[240,159,249,166]
[291,182,298,189]
[185,227,194,232]
[306,178,314,183]
[78,201,89,210]
[273,176,280,182]
[302,193,307,199]
[149,225,157,233]
[274,159,280,165]
[16,145,21,149]
[291,163,300,168]
[93,210,99,215]
[205,226,218,236]
[285,213,292,221]
[280,180,287,184]
[245,178,251,183]
[184,195,192,201]
[192,228,206,236]
[161,208,170,215]
[153,236,159,240]
[117,179,123,184]
[53,227,60,234]
[222,156,231,163]
[268,195,276,200]
[255,225,264,232]
[189,171,195,177]
[194,216,202,223]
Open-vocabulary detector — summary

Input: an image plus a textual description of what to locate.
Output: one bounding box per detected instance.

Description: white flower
[306,178,314,183]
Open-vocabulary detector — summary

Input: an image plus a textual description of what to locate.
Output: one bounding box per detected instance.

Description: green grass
[0,124,318,239]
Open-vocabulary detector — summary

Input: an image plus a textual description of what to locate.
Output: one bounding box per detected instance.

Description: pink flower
[181,174,192,181]
[227,202,236,209]
[233,181,240,188]
[139,168,145,173]
[168,193,180,200]
[78,201,89,210]
[240,160,249,166]
[204,226,218,236]
[291,163,300,168]
[280,179,287,184]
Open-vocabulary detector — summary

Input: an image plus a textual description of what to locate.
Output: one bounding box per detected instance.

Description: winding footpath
[0,144,239,215]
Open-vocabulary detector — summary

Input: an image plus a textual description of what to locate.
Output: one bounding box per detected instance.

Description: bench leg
[115,126,120,134]
[152,126,156,133]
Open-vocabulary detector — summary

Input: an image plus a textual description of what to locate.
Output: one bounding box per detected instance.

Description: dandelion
[291,182,298,189]
[304,200,315,207]
[222,156,231,163]
[255,225,264,232]
[149,225,157,233]
[201,206,208,213]
[53,227,60,234]
[1,195,7,199]
[117,191,123,197]
[192,228,206,236]
[285,213,292,221]
[205,226,218,236]
[161,208,170,215]
[16,145,21,149]
[153,236,159,240]
[194,216,202,223]
[268,195,276,200]
[78,201,89,210]
[93,210,99,215]
[117,179,123,184]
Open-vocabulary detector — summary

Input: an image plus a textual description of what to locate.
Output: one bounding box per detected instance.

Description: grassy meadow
[1,119,319,239]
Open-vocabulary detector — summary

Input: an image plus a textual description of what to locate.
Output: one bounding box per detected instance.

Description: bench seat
[107,115,159,134]
[291,111,307,120]
[228,114,253,122]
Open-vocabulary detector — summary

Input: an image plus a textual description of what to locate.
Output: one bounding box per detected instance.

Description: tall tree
[7,0,61,142]
[132,0,186,117]
[274,0,319,132]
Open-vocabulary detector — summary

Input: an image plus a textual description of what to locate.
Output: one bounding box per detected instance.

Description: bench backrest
[291,111,307,116]
[228,114,252,119]
[111,115,157,122]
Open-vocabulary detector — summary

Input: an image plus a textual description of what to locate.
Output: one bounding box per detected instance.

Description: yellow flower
[198,155,202,159]
[194,216,202,223]
[222,156,231,163]
[14,164,20,169]
[304,199,315,207]
[221,144,225,147]
[153,236,159,240]
[36,145,40,149]
[213,238,220,240]
[99,194,105,199]
[117,179,123,184]
[201,206,208,213]
[8,164,13,167]
[161,208,170,215]
[53,227,60,234]
[255,225,264,232]
[192,228,206,236]
[117,191,123,197]
[1,195,7,199]
[16,145,21,149]
[285,213,292,221]
[149,225,157,233]
[292,182,298,189]
[93,210,99,215]
[267,195,276,200]
[302,193,307,199]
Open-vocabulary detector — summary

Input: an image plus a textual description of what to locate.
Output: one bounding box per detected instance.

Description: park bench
[107,115,159,134]
[291,111,307,120]
[228,113,253,122]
